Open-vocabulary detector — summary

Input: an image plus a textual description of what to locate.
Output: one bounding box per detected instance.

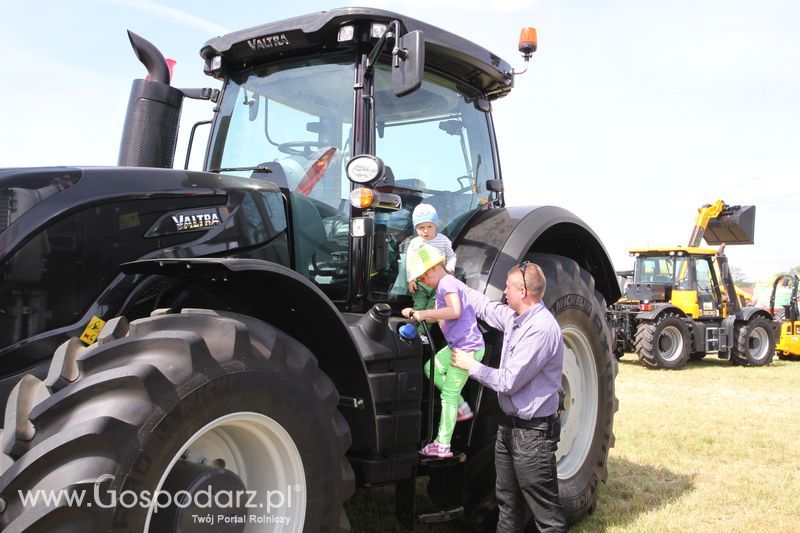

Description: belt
[498,412,558,429]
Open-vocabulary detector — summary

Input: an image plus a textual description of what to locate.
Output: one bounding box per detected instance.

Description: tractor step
[417,504,465,523]
[418,451,466,469]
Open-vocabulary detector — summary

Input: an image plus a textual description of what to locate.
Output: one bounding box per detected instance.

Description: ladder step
[419,452,466,469]
[417,504,464,523]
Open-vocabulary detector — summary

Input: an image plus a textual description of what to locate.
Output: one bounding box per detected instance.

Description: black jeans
[495,418,567,532]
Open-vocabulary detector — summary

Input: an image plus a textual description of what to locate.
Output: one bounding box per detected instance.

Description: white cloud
[103,0,230,36]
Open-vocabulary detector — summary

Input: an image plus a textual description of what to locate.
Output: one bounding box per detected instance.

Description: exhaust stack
[118,31,183,168]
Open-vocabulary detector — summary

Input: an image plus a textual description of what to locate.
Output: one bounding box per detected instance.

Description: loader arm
[688,199,726,247]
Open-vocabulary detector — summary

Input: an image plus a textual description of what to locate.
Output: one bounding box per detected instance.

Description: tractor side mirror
[392,30,424,97]
[484,179,504,208]
[486,179,503,193]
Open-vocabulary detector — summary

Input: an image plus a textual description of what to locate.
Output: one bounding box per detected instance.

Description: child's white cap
[412,203,439,228]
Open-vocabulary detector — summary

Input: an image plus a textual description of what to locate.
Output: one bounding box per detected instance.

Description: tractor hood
[0,166,280,264]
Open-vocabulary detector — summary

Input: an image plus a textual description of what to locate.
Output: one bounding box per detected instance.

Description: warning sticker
[119,212,141,230]
[80,316,107,345]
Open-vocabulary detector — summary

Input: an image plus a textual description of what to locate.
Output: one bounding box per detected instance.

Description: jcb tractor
[0,8,620,531]
[608,200,779,369]
[771,275,800,359]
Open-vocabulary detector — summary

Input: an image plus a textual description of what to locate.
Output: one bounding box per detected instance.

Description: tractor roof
[628,247,718,256]
[201,7,514,99]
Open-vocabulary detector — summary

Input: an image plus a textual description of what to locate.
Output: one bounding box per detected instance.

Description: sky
[1,0,798,286]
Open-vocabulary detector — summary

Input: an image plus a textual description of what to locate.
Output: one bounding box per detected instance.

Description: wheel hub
[657,325,683,362]
[748,327,769,359]
[144,412,307,532]
[151,461,248,532]
[557,327,598,479]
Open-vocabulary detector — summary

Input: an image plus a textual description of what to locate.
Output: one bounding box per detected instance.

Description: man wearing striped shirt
[451,262,567,532]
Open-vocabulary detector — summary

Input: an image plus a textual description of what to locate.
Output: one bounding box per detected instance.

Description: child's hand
[408,279,417,293]
[402,308,426,322]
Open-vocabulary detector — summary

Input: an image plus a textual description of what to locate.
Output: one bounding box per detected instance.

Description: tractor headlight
[346,155,384,185]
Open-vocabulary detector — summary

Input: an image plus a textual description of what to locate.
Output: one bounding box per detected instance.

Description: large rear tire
[533,253,618,525]
[634,314,691,369]
[731,317,776,366]
[0,309,354,532]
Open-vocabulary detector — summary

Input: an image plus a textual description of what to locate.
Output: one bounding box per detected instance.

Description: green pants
[424,346,485,445]
[413,281,436,335]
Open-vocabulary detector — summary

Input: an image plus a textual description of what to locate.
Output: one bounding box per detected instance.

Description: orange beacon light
[518,27,538,61]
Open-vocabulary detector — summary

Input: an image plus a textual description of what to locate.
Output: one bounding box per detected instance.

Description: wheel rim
[658,325,684,362]
[144,412,306,532]
[748,326,769,360]
[557,327,599,479]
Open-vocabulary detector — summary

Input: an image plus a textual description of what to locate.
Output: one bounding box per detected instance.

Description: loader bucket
[704,205,756,245]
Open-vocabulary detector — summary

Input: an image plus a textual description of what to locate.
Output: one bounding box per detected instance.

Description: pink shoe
[457,402,474,422]
[419,441,453,458]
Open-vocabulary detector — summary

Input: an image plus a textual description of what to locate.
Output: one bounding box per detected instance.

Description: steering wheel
[277,141,331,158]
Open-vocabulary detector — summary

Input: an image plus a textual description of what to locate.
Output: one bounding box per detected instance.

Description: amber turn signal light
[349,187,375,209]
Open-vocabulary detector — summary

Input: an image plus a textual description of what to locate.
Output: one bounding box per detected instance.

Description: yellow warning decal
[119,212,141,230]
[80,316,106,345]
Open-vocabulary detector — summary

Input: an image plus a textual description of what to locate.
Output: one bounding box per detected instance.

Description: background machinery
[771,275,800,358]
[608,200,779,369]
[0,8,619,531]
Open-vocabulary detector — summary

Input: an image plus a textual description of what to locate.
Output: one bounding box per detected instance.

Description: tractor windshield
[633,254,692,290]
[207,55,354,298]
[369,62,498,300]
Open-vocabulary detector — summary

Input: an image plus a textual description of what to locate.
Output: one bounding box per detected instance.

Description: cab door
[695,257,721,318]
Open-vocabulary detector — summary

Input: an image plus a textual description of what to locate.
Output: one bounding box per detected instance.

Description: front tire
[533,253,618,525]
[634,314,691,369]
[0,309,354,532]
[731,317,776,366]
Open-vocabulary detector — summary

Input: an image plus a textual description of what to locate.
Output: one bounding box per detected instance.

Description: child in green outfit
[402,244,485,458]
[407,204,456,332]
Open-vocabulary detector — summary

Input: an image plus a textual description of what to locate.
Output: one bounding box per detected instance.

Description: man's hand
[408,279,418,293]
[451,348,476,371]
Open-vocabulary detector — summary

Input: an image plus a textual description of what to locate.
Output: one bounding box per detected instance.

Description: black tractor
[0,8,619,531]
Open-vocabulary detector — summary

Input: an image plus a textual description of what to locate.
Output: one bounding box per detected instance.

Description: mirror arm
[366,20,402,77]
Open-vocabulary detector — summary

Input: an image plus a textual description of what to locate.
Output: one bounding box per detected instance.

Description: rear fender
[735,306,775,323]
[735,306,781,337]
[453,206,619,303]
[635,304,685,322]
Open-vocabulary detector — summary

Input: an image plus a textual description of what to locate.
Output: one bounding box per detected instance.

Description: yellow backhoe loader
[608,200,780,369]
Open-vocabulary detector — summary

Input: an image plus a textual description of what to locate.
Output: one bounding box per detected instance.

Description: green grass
[347,356,800,532]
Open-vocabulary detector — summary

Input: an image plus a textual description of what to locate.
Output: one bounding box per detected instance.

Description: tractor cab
[199,8,508,311]
[626,247,728,319]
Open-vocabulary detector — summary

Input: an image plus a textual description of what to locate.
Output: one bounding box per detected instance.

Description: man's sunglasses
[518,261,532,294]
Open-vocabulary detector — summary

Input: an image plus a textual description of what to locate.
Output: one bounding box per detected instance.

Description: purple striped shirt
[464,288,563,419]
